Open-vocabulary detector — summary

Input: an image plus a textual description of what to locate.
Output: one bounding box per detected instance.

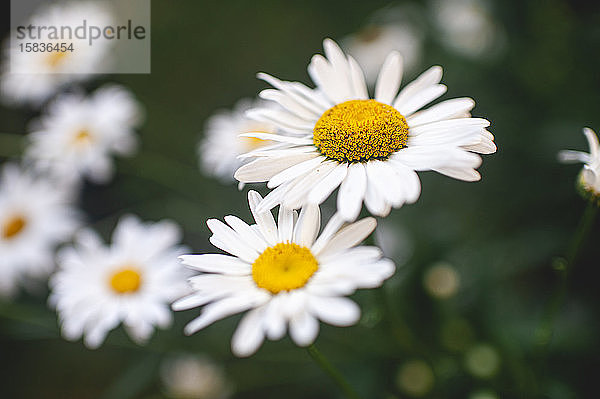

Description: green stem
[307,344,361,399]
[535,200,598,346]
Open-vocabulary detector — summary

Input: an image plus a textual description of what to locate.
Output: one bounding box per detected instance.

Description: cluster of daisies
[2,1,598,363]
[0,2,189,349]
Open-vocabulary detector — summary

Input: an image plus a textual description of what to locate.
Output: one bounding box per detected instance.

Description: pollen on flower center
[2,215,26,240]
[72,129,93,146]
[252,242,318,294]
[313,99,409,163]
[109,267,142,294]
[47,50,68,68]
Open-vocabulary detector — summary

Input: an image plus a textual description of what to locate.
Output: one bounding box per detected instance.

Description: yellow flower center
[313,99,409,163]
[72,129,93,146]
[252,242,318,294]
[46,51,68,68]
[109,267,142,294]
[2,215,26,240]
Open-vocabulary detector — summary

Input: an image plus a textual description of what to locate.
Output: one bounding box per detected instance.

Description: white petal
[396,84,447,117]
[293,204,321,247]
[347,56,368,100]
[268,156,326,189]
[364,180,390,216]
[583,127,599,159]
[259,89,320,120]
[366,160,405,207]
[316,217,377,257]
[248,190,278,245]
[432,166,481,181]
[184,294,264,335]
[257,72,328,115]
[235,153,318,183]
[394,66,443,108]
[307,162,348,204]
[207,219,258,263]
[280,160,338,210]
[407,98,475,127]
[337,162,367,222]
[224,215,269,253]
[387,160,422,204]
[262,295,287,340]
[558,150,591,164]
[179,254,251,275]
[375,51,403,105]
[231,307,266,357]
[310,212,345,255]
[239,132,312,145]
[289,310,319,347]
[308,296,360,326]
[278,205,295,242]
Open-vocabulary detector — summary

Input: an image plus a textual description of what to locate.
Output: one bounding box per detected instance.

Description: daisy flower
[24,84,143,185]
[235,39,496,221]
[199,98,277,187]
[1,1,114,106]
[173,190,395,357]
[0,163,79,297]
[49,215,189,348]
[558,127,600,203]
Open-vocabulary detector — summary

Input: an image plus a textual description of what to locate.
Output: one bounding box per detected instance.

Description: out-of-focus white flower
[173,191,395,357]
[343,23,423,86]
[160,354,232,399]
[1,1,114,106]
[25,85,143,185]
[431,0,505,58]
[199,98,276,187]
[235,39,496,221]
[49,215,189,348]
[0,163,79,297]
[558,127,600,202]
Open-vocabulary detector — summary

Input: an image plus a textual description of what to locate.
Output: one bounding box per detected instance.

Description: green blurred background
[1,0,600,398]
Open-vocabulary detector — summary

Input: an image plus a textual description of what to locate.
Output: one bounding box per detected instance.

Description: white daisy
[24,84,143,185]
[1,1,114,106]
[199,98,277,187]
[431,0,505,59]
[0,163,79,297]
[49,215,189,348]
[173,190,395,357]
[235,39,496,221]
[558,127,600,202]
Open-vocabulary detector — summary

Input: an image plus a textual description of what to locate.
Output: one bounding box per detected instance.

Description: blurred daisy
[25,85,143,185]
[160,354,232,399]
[49,215,189,348]
[431,0,505,59]
[342,23,423,86]
[0,164,79,297]
[235,39,496,221]
[174,190,394,357]
[1,1,114,106]
[199,98,276,187]
[558,127,600,203]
